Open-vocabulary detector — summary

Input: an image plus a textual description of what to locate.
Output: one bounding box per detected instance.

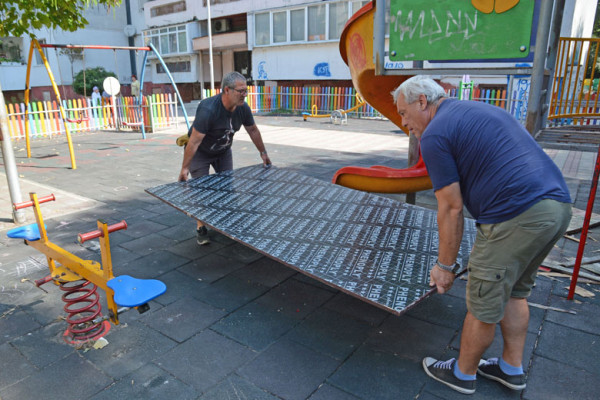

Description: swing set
[24,39,190,170]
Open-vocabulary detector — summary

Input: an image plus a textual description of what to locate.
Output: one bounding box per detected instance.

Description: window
[273,11,287,43]
[150,1,186,17]
[255,13,270,45]
[156,61,191,73]
[351,1,369,14]
[254,1,359,46]
[290,9,305,41]
[307,5,326,41]
[34,38,48,65]
[329,2,348,40]
[144,25,188,55]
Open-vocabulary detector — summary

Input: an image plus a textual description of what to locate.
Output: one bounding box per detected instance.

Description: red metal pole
[38,44,151,51]
[13,194,55,209]
[568,145,600,299]
[78,220,128,243]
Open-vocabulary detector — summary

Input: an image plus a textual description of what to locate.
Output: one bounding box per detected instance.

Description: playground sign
[388,0,535,61]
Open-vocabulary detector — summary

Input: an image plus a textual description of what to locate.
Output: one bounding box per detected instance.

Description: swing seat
[122,121,143,127]
[66,117,90,124]
[7,223,45,241]
[107,275,166,307]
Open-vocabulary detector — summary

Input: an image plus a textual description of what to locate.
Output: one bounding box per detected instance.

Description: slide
[331,0,432,193]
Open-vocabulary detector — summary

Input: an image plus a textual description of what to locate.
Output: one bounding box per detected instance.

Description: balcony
[192,31,247,51]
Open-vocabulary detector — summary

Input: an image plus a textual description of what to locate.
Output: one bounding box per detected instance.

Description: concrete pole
[525,0,556,135]
[207,0,215,91]
[0,81,26,223]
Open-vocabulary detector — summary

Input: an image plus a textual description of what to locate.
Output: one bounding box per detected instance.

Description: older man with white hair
[392,75,572,395]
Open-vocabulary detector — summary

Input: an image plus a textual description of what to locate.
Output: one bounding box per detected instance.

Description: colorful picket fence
[202,86,383,119]
[5,93,179,140]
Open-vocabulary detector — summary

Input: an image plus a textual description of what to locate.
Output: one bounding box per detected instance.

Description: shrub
[72,67,117,96]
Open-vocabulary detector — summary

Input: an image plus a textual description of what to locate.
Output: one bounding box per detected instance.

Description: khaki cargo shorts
[466,199,572,324]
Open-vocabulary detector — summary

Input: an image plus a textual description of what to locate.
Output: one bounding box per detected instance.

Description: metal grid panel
[146,165,476,315]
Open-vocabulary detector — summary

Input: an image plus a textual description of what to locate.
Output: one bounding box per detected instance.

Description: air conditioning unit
[214,19,231,33]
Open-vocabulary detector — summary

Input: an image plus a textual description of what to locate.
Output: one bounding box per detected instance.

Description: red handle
[78,220,128,243]
[13,194,56,210]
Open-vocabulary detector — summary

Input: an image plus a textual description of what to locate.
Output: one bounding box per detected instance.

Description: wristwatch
[435,259,461,273]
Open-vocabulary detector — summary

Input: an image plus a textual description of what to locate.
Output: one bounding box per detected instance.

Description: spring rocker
[6,192,166,346]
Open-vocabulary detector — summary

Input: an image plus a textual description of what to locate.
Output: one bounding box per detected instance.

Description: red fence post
[568,144,600,299]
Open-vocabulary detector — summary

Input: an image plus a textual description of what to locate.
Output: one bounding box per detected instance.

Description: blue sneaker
[477,358,526,390]
[423,357,476,394]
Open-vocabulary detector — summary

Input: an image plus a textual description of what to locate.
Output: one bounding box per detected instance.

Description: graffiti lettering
[393,9,478,44]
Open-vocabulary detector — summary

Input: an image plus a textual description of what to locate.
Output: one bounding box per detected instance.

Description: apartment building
[1,0,596,103]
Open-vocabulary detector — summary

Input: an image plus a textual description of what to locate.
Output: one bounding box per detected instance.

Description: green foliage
[72,66,115,96]
[0,0,122,38]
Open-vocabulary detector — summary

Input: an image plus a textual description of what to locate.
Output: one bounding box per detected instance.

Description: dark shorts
[466,199,572,323]
[189,148,233,179]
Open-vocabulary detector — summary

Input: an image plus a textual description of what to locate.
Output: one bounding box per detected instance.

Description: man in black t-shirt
[178,71,271,245]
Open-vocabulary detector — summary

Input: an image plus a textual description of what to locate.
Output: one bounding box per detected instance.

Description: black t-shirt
[188,94,255,155]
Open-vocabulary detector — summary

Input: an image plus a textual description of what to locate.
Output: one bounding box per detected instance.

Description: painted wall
[252,42,351,81]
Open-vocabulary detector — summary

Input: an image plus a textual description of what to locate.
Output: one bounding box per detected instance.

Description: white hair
[392,75,446,105]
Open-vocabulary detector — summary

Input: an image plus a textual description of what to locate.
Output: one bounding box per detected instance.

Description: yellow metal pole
[24,41,35,158]
[32,41,77,169]
[98,220,119,324]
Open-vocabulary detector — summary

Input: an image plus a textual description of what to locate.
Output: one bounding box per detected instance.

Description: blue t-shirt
[420,99,571,224]
[189,94,255,155]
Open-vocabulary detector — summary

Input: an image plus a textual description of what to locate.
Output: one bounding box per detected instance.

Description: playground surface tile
[1,115,600,399]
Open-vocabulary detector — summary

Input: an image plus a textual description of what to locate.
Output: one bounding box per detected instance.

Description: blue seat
[107,275,166,307]
[7,223,44,241]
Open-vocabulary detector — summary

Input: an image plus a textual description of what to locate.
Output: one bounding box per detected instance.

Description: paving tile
[406,293,467,330]
[198,374,279,400]
[10,322,75,369]
[156,223,196,242]
[328,346,424,400]
[238,338,340,400]
[118,233,179,255]
[193,275,270,312]
[0,309,41,345]
[231,257,297,287]
[0,353,112,400]
[307,383,361,400]
[215,242,264,264]
[81,321,178,379]
[166,237,226,259]
[284,307,373,360]
[115,250,189,279]
[0,342,38,390]
[525,356,600,400]
[212,301,298,351]
[323,292,389,326]
[547,295,600,334]
[535,321,600,374]
[156,330,256,393]
[89,364,198,400]
[152,270,210,306]
[141,297,225,343]
[177,253,246,284]
[117,219,167,238]
[255,278,335,320]
[150,210,192,227]
[363,315,456,364]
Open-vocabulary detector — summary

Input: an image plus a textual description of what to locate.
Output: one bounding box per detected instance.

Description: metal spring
[60,280,108,341]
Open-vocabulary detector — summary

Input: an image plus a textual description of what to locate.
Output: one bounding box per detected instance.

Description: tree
[0,0,122,223]
[0,0,122,38]
[73,67,116,96]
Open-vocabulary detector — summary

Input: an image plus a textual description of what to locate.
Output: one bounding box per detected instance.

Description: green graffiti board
[389,0,535,61]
